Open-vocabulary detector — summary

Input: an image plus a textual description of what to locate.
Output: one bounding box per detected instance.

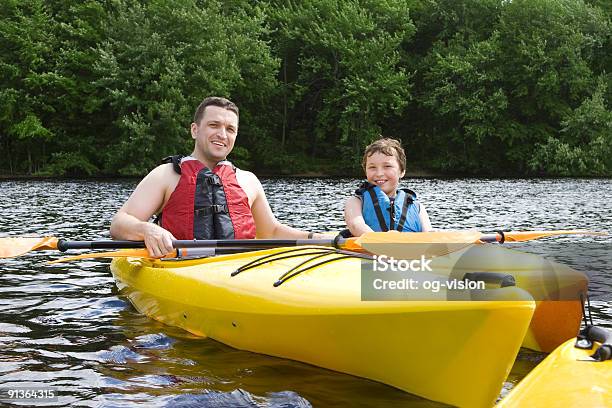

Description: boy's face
[365,152,405,197]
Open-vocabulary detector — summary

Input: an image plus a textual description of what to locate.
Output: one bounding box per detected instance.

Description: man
[110,96,319,257]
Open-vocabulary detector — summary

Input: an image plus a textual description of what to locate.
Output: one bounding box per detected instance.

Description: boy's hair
[194,96,239,124]
[362,137,406,174]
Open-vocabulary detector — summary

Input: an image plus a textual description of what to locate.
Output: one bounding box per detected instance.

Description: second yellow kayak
[498,325,612,407]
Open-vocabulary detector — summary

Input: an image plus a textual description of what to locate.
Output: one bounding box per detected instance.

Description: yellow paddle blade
[356,230,481,259]
[502,230,607,242]
[0,237,59,258]
[48,249,176,264]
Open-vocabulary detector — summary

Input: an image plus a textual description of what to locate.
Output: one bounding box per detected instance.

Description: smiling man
[110,97,318,257]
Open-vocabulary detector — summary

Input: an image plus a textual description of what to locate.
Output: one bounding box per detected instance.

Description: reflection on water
[0,178,610,406]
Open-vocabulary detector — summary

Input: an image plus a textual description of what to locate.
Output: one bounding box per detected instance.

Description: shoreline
[2,173,611,181]
[0,168,445,179]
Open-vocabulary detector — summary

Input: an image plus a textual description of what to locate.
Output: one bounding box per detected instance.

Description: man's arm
[110,164,177,257]
[246,173,315,239]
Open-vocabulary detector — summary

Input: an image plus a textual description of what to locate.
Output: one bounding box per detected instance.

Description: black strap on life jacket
[366,187,389,232]
[356,182,389,232]
[161,155,184,174]
[395,189,415,232]
[389,197,395,229]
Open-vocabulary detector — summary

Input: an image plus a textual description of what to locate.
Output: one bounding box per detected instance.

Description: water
[0,178,610,407]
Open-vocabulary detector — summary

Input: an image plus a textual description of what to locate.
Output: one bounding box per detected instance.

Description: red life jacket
[159,156,256,240]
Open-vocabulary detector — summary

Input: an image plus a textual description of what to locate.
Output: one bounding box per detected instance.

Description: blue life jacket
[355,182,422,232]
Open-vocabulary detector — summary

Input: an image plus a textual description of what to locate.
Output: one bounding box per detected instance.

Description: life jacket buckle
[195,204,228,216]
[204,174,222,185]
[211,204,228,213]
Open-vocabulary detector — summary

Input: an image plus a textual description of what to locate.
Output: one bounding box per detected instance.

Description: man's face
[191,105,239,164]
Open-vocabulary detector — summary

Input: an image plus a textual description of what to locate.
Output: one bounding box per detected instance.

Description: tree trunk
[27,145,32,175]
[6,139,13,174]
[281,55,287,148]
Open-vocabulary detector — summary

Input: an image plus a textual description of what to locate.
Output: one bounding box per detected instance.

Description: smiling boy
[344,137,432,236]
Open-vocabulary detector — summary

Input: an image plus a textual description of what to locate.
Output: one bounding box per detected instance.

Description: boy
[344,138,432,236]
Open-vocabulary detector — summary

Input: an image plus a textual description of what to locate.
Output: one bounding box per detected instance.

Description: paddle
[356,230,607,259]
[0,237,348,258]
[47,246,261,264]
[0,229,604,260]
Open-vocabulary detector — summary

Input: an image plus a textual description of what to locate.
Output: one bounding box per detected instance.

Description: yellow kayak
[111,246,535,408]
[425,244,588,352]
[498,326,612,407]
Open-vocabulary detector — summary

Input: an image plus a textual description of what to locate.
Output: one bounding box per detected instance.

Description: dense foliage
[1,0,610,176]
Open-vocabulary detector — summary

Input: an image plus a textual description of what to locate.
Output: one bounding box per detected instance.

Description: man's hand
[143,223,176,258]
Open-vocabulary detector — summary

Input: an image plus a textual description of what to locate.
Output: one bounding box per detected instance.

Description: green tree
[0,1,111,176]
[497,0,610,173]
[412,0,610,175]
[529,80,611,175]
[269,0,415,171]
[42,1,109,175]
[418,34,509,172]
[93,0,278,175]
[1,0,609,177]
[399,0,505,171]
[0,0,56,174]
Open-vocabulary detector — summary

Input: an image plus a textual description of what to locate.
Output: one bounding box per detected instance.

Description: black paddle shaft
[57,239,146,251]
[56,238,336,252]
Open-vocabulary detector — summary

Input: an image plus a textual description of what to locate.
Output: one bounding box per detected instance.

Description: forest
[1,0,610,177]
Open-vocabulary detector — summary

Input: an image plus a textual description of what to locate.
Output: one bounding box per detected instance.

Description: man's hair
[193,97,239,124]
[361,137,406,174]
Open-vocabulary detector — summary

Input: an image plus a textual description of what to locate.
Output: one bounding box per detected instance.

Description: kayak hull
[111,247,535,407]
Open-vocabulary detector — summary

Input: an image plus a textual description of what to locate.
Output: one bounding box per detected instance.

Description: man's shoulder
[145,163,180,185]
[151,162,178,175]
[235,168,260,182]
[235,168,263,205]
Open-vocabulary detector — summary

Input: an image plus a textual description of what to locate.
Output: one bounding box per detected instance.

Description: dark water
[0,178,610,407]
